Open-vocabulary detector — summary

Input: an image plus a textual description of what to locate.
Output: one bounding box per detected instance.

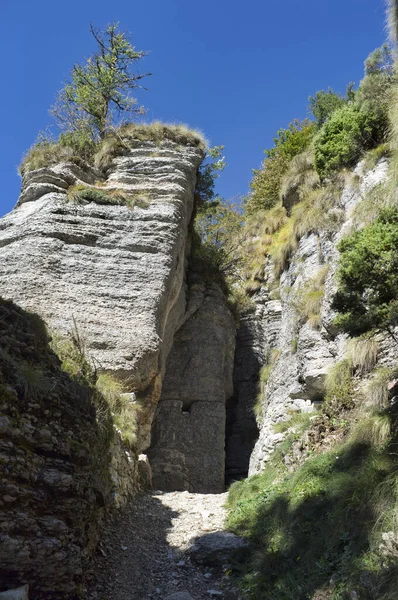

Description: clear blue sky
[0,0,387,216]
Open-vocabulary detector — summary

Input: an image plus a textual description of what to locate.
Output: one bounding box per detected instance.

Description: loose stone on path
[90,491,242,600]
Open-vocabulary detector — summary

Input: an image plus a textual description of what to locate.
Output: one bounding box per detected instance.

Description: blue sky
[0,0,387,216]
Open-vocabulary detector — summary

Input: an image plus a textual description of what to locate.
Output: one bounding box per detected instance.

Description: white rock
[0,585,29,600]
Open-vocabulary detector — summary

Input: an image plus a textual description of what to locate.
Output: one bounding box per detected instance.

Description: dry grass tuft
[349,336,379,375]
[95,122,207,171]
[20,140,89,175]
[281,148,320,209]
[366,367,392,410]
[352,411,391,450]
[294,265,329,330]
[96,373,141,448]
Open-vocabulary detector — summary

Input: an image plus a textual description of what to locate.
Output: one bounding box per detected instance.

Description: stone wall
[0,299,137,598]
[148,280,235,493]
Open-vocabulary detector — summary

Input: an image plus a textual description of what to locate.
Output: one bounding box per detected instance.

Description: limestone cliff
[0,132,237,597]
[149,279,235,493]
[0,140,203,451]
[242,159,391,473]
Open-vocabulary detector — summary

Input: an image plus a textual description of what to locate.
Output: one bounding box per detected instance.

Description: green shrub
[332,207,398,336]
[245,120,315,215]
[314,104,383,179]
[308,87,346,127]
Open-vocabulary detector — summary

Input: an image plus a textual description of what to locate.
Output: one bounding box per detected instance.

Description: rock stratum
[0,136,236,597]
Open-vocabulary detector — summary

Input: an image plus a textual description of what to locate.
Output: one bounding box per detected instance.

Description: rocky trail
[89,492,243,600]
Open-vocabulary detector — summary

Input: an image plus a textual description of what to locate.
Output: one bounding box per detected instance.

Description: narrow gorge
[2,16,398,598]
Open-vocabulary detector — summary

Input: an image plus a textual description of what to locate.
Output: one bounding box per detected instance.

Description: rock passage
[90,492,242,600]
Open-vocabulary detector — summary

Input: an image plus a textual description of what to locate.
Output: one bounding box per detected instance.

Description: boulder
[189,532,248,567]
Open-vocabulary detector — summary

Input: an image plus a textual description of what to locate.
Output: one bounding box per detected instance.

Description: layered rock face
[0,299,137,598]
[149,280,235,493]
[247,159,389,474]
[0,141,204,451]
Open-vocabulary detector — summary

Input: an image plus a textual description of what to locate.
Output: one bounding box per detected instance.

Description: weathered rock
[249,159,390,474]
[0,299,138,598]
[0,140,204,452]
[0,138,204,598]
[149,282,235,493]
[164,592,195,600]
[189,532,248,566]
[138,454,153,489]
[164,593,195,600]
[0,586,29,600]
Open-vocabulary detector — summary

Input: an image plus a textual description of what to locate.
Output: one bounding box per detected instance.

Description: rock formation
[149,280,235,493]
[0,298,137,598]
[0,140,204,452]
[246,159,389,473]
[0,134,237,596]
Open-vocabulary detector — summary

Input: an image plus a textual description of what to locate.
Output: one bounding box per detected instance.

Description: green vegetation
[314,104,382,179]
[227,352,398,600]
[245,119,315,215]
[366,367,394,410]
[51,324,139,448]
[20,121,207,176]
[51,23,151,139]
[280,148,320,210]
[273,410,314,434]
[308,87,346,127]
[96,374,141,447]
[294,265,329,330]
[323,359,355,417]
[363,142,391,172]
[332,207,398,336]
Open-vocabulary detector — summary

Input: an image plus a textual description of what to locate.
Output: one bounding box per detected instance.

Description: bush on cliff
[308,87,347,127]
[245,119,315,215]
[332,207,398,337]
[314,104,382,179]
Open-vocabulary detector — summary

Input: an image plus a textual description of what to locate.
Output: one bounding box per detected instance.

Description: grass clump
[349,335,379,375]
[51,325,139,449]
[280,148,320,213]
[20,122,206,175]
[273,410,314,434]
[20,130,97,175]
[366,367,393,410]
[94,121,207,171]
[227,407,398,600]
[96,373,141,448]
[324,359,355,416]
[363,142,391,171]
[67,184,150,208]
[294,265,329,330]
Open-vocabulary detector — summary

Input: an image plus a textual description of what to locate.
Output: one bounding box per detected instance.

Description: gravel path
[89,491,242,600]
